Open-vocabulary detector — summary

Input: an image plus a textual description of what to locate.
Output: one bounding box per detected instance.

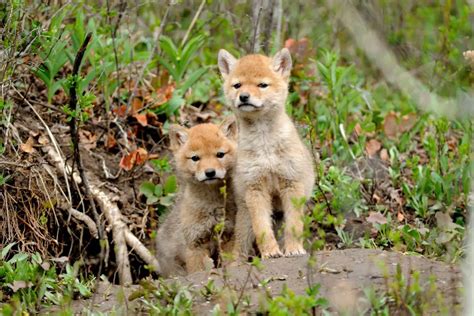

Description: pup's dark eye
[190,155,200,162]
[258,83,269,88]
[216,152,225,158]
[233,83,241,89]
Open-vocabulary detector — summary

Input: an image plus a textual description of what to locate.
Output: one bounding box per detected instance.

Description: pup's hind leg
[280,181,307,256]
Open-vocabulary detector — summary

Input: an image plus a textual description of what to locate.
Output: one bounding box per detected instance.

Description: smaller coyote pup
[218,48,314,259]
[155,120,237,276]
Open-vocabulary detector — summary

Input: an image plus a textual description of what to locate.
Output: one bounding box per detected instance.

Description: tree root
[43,144,161,285]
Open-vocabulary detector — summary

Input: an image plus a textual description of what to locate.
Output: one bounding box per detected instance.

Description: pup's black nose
[239,93,250,103]
[205,169,216,178]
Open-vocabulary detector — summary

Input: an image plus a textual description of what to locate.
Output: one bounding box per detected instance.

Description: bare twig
[251,1,263,53]
[180,0,206,47]
[68,32,103,241]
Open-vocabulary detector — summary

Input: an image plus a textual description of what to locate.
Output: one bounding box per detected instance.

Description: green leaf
[164,93,185,117]
[178,67,209,95]
[159,36,179,61]
[8,252,29,264]
[164,175,177,195]
[159,194,175,207]
[139,181,156,198]
[1,242,16,260]
[154,184,163,197]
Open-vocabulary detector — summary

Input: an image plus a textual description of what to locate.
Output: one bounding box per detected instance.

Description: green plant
[262,284,328,315]
[140,175,177,215]
[0,243,93,314]
[155,35,209,116]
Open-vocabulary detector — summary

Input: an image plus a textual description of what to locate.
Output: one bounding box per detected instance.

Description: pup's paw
[283,243,307,257]
[260,244,283,259]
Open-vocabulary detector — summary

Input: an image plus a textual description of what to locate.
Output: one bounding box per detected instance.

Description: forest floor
[47,249,462,315]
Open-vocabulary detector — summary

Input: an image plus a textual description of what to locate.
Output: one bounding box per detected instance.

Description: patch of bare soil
[59,249,461,314]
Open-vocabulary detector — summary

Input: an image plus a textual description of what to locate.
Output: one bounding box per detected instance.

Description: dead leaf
[133,113,148,127]
[8,280,33,292]
[40,262,51,270]
[135,147,148,165]
[366,211,387,225]
[38,134,49,145]
[397,212,405,222]
[365,139,381,157]
[131,97,144,114]
[380,148,389,161]
[113,105,127,118]
[106,133,117,150]
[79,130,97,150]
[119,148,148,171]
[383,112,398,138]
[399,113,417,132]
[153,84,175,108]
[20,136,35,153]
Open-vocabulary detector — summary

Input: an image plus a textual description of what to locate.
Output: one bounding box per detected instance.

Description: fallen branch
[42,143,161,284]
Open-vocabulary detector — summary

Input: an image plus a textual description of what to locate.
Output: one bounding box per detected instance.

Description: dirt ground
[55,249,461,315]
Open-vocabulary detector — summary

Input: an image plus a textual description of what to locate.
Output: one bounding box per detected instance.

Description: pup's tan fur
[155,120,237,276]
[218,48,314,258]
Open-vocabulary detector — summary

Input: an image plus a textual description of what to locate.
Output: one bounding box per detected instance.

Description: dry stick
[180,0,206,47]
[68,33,103,242]
[261,0,275,55]
[251,2,263,53]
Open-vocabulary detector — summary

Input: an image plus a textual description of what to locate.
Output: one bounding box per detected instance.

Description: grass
[0,0,472,314]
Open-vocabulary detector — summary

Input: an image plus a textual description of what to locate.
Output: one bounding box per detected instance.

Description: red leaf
[119,148,148,171]
[133,113,148,127]
[113,105,127,118]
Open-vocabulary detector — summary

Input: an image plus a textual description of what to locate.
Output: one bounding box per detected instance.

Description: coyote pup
[218,48,314,259]
[155,120,237,276]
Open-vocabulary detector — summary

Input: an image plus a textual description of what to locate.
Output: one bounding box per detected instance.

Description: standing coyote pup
[155,120,237,276]
[218,48,314,258]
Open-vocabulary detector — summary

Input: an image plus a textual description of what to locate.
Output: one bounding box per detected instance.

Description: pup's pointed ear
[272,48,292,78]
[218,49,237,78]
[169,125,188,151]
[219,116,237,140]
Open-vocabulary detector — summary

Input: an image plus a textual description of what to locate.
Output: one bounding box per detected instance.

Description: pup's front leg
[245,188,282,258]
[281,181,307,256]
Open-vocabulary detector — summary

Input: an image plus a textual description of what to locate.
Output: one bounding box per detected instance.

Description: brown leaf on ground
[131,97,144,114]
[399,113,417,132]
[119,148,148,171]
[397,212,405,222]
[365,139,381,157]
[20,136,35,153]
[383,112,398,138]
[152,84,175,108]
[106,133,117,150]
[79,130,97,150]
[113,105,127,118]
[366,211,387,225]
[133,113,148,127]
[38,134,49,145]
